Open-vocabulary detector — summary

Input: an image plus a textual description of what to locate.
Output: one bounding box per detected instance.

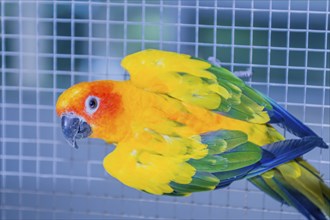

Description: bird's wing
[122,49,272,124]
[102,128,260,195]
[121,49,319,138]
[102,124,322,195]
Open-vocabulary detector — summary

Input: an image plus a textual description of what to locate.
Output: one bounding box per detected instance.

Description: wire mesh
[1,0,329,219]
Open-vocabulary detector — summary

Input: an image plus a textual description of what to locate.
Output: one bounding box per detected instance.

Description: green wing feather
[167,130,263,195]
[205,63,272,123]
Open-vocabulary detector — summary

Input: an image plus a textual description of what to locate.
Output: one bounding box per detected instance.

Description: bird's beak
[60,113,92,149]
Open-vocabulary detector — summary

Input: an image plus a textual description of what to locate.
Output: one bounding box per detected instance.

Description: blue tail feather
[273,178,327,220]
[249,175,286,204]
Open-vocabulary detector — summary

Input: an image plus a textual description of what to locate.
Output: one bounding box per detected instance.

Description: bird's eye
[85,96,100,114]
[89,98,97,109]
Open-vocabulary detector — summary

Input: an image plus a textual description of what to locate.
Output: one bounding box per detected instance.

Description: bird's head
[56,80,123,148]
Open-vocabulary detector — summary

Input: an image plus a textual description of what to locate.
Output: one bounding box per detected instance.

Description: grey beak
[61,114,92,149]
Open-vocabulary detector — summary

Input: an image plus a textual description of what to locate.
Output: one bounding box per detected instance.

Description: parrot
[56,49,330,219]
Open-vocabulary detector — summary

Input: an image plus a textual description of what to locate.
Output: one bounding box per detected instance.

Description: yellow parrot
[56,50,329,219]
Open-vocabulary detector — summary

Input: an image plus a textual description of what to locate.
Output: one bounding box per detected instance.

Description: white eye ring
[85,96,100,115]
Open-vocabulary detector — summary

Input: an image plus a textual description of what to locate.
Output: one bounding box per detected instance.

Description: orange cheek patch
[104,93,122,116]
[89,82,122,116]
[86,92,124,141]
[85,92,123,127]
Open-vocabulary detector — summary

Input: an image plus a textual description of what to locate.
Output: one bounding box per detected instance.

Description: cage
[1,0,329,219]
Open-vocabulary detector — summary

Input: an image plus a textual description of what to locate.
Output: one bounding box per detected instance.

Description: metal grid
[1,0,329,219]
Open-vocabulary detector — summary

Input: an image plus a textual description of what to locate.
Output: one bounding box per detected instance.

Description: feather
[263,95,321,138]
[248,136,328,177]
[249,175,286,204]
[251,169,328,220]
[168,172,220,195]
[214,164,257,188]
[201,130,248,154]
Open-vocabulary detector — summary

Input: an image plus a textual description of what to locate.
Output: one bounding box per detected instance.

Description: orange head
[56,80,124,148]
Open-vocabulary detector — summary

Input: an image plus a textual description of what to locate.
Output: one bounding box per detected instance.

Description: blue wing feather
[248,136,327,177]
[262,95,318,138]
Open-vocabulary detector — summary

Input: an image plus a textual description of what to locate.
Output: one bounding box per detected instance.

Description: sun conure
[56,49,330,220]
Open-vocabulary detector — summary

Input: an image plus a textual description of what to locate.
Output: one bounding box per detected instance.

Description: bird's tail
[249,158,330,220]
